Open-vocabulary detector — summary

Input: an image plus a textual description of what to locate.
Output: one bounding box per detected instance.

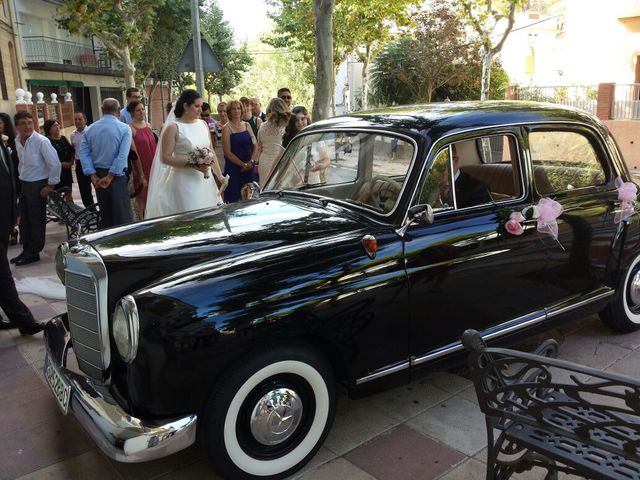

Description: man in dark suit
[452,144,492,208]
[0,120,43,335]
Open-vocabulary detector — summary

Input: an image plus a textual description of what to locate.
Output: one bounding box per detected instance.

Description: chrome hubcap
[629,270,640,307]
[250,388,303,445]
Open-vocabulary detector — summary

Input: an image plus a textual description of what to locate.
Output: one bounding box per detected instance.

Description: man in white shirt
[12,111,61,266]
[70,111,95,208]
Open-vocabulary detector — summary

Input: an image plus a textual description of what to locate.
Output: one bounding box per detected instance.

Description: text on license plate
[44,354,71,415]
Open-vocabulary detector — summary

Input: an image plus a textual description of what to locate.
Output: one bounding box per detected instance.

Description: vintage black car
[44,101,640,479]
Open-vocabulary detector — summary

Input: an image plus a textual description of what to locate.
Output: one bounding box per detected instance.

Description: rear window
[529,130,607,194]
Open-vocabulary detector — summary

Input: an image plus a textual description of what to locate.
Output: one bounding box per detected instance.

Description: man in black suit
[452,144,492,208]
[0,119,43,335]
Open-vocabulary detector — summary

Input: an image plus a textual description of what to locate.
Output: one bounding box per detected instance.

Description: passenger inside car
[450,144,492,208]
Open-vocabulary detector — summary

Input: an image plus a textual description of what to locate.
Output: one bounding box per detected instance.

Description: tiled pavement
[3,212,640,480]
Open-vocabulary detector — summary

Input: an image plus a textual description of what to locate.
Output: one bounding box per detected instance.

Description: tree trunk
[361,45,372,111]
[480,45,492,101]
[121,46,136,88]
[312,0,334,121]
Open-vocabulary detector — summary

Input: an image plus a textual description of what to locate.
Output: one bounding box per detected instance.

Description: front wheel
[600,253,640,333]
[200,344,336,480]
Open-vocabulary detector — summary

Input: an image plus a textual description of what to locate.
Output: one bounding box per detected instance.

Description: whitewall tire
[200,345,336,479]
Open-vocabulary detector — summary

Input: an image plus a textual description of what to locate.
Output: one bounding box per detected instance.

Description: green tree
[457,0,526,100]
[55,0,164,88]
[265,0,419,112]
[339,0,421,109]
[434,59,509,101]
[369,1,474,105]
[136,0,192,119]
[230,41,314,108]
[200,2,253,103]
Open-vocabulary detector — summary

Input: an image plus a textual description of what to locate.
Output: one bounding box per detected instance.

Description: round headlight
[55,242,69,284]
[112,295,139,363]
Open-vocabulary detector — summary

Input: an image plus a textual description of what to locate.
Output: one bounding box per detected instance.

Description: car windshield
[264,131,415,214]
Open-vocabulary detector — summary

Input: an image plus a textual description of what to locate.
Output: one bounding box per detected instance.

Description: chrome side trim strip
[355,361,410,386]
[545,288,614,319]
[355,288,615,385]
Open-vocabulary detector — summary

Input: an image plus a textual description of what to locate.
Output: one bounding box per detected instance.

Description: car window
[265,131,414,215]
[529,130,606,195]
[414,134,521,211]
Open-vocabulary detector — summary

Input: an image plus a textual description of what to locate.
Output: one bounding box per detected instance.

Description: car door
[525,125,619,311]
[404,130,551,365]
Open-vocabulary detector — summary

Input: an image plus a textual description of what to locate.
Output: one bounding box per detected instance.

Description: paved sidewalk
[3,218,639,479]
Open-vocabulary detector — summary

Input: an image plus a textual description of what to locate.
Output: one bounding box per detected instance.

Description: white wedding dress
[145,118,222,219]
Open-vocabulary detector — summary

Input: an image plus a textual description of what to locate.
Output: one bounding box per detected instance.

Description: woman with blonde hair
[256,97,290,187]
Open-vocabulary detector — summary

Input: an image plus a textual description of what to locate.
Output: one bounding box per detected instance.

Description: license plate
[44,354,71,415]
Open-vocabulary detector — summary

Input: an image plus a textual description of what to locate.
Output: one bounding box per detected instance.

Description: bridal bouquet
[187,146,215,178]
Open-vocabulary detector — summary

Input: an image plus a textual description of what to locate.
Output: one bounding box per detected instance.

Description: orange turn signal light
[362,234,377,259]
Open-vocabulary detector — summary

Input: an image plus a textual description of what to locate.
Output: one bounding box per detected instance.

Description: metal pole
[190,0,204,94]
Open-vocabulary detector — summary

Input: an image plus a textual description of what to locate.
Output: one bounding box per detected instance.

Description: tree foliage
[369,1,475,105]
[136,0,192,87]
[264,0,419,109]
[231,41,314,109]
[200,2,253,102]
[457,0,527,100]
[55,0,164,88]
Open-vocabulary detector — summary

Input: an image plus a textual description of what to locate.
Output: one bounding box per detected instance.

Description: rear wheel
[600,253,640,333]
[200,345,336,480]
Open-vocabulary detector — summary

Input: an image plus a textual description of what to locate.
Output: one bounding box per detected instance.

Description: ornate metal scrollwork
[462,329,640,480]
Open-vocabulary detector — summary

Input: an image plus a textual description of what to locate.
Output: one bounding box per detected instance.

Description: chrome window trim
[354,287,614,385]
[66,242,111,381]
[263,127,419,220]
[405,119,623,223]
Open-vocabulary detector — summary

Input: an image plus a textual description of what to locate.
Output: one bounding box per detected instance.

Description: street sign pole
[190,0,205,94]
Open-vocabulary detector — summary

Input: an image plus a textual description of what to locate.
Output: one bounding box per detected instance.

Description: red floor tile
[0,386,62,435]
[0,363,45,401]
[0,411,94,479]
[0,346,28,373]
[345,425,466,480]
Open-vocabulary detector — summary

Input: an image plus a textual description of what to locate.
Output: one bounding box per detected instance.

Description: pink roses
[505,212,525,235]
[501,198,563,241]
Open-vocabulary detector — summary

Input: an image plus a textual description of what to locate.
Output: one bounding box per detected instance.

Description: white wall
[500,0,640,87]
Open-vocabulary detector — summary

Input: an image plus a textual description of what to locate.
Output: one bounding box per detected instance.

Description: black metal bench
[46,187,100,239]
[462,329,640,480]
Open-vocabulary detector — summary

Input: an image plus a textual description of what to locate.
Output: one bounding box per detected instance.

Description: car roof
[305,101,606,141]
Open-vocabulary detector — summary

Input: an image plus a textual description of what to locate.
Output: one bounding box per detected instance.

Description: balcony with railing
[22,36,122,76]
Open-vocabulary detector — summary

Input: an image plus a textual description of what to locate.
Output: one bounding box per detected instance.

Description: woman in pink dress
[128,100,157,217]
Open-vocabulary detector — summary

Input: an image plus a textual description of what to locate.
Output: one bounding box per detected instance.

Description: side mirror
[408,204,434,225]
[396,204,434,237]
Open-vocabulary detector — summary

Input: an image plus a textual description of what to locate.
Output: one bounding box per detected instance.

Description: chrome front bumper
[43,314,197,462]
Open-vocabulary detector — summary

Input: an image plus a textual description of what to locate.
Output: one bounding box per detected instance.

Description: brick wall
[144,83,173,131]
[605,120,640,171]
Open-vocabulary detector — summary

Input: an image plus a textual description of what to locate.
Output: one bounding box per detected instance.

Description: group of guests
[188,87,310,202]
[0,86,313,264]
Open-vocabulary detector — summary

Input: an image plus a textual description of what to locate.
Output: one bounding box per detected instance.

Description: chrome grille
[64,244,110,380]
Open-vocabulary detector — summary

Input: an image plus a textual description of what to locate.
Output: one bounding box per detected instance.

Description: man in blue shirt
[80,98,133,228]
[119,87,142,124]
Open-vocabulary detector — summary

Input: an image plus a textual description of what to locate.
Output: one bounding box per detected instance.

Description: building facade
[500,0,640,87]
[0,0,22,114]
[10,0,124,123]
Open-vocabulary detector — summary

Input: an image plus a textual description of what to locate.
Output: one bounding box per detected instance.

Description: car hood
[82,196,373,300]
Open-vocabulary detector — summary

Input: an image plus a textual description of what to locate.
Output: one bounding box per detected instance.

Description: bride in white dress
[145,90,228,219]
